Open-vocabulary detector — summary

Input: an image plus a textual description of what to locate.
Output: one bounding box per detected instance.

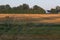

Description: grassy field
[0,14,60,40]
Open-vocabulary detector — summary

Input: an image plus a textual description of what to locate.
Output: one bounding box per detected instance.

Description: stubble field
[0,14,60,40]
[0,14,60,23]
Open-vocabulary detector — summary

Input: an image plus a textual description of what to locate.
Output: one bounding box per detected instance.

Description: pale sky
[0,0,60,10]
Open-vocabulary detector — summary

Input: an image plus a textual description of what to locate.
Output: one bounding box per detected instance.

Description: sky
[0,0,60,10]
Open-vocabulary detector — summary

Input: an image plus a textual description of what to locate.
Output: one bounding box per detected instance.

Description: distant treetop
[0,4,46,14]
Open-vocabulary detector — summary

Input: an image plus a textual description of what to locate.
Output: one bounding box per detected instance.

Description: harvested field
[0,14,60,23]
[0,14,60,40]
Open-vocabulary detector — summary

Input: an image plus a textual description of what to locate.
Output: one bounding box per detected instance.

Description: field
[0,14,60,23]
[0,14,60,40]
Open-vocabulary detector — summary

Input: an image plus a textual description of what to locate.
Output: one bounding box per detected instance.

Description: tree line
[47,6,60,14]
[0,4,60,14]
[0,4,46,14]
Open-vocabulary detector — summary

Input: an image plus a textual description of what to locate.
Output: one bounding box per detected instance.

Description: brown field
[0,14,60,24]
[0,14,60,40]
[0,34,60,40]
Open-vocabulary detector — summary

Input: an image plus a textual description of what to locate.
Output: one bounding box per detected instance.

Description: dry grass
[0,14,60,40]
[0,14,60,23]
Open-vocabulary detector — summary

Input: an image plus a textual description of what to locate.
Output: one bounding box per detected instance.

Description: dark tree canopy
[0,4,46,14]
[22,4,29,10]
[33,5,41,10]
[47,6,60,14]
[33,5,46,13]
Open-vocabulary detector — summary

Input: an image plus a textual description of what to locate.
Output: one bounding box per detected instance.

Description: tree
[22,4,29,10]
[0,4,46,13]
[5,4,11,9]
[17,4,30,10]
[33,5,41,10]
[51,9,57,13]
[47,8,57,13]
[0,5,11,10]
[12,4,30,13]
[56,6,60,10]
[56,6,60,13]
[0,5,5,10]
[47,6,60,14]
[0,5,5,12]
[16,5,23,10]
[32,5,46,13]
[0,5,11,13]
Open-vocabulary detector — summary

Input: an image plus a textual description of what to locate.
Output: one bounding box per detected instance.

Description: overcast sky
[0,0,60,10]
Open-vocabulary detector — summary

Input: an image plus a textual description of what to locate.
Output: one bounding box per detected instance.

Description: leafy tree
[0,4,46,13]
[5,4,11,10]
[47,8,58,13]
[56,6,60,10]
[51,9,57,13]
[0,5,5,12]
[0,5,5,10]
[33,5,41,10]
[16,5,23,10]
[22,4,29,10]
[56,6,60,13]
[47,6,60,14]
[0,4,11,13]
[32,5,46,13]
